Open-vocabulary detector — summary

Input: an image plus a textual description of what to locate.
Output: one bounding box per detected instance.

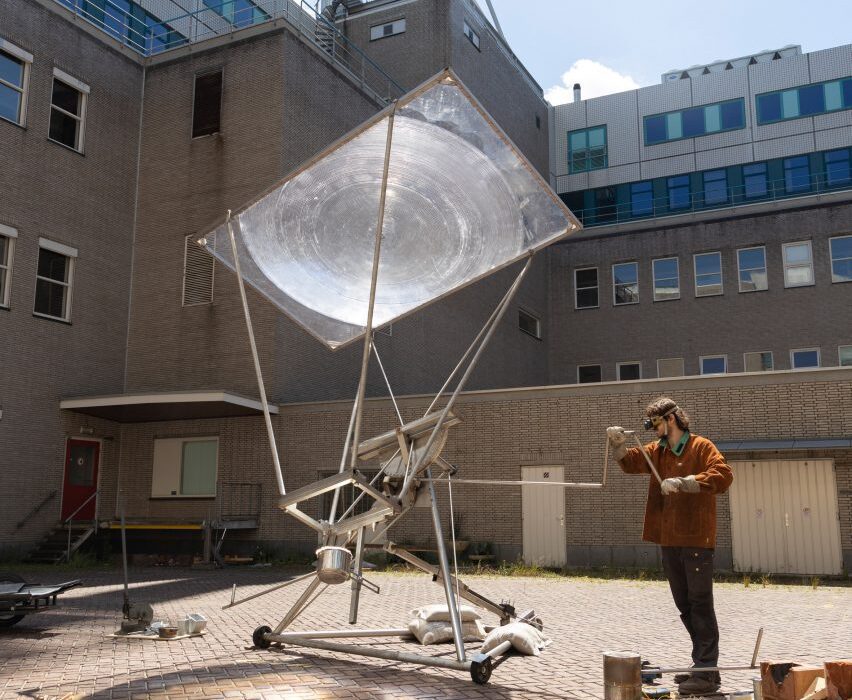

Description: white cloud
[545,59,641,104]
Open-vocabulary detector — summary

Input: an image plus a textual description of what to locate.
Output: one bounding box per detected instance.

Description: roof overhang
[59,391,278,423]
[717,438,852,452]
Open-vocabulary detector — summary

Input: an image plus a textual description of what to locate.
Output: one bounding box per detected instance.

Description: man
[607,397,733,697]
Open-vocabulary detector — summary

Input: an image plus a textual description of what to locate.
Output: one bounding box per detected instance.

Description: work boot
[673,672,691,684]
[677,674,721,696]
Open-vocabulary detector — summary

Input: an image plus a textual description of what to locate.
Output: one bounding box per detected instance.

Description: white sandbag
[409,603,482,623]
[480,622,551,656]
[408,617,486,645]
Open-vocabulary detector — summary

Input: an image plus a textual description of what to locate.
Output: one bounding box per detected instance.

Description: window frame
[567,125,608,174]
[151,436,219,498]
[518,307,541,339]
[192,68,223,139]
[742,162,769,200]
[743,350,774,373]
[829,234,852,284]
[838,345,852,367]
[616,361,641,381]
[699,354,727,375]
[643,98,745,145]
[612,261,639,306]
[656,357,684,378]
[652,256,680,302]
[782,240,814,288]
[693,251,723,297]
[462,20,480,50]
[755,77,852,125]
[369,18,406,41]
[667,174,691,211]
[702,168,729,206]
[0,223,17,308]
[790,347,820,369]
[33,238,77,322]
[824,148,851,187]
[0,39,32,127]
[577,364,602,384]
[574,266,599,309]
[48,68,89,153]
[630,180,654,216]
[737,246,768,293]
[783,155,811,193]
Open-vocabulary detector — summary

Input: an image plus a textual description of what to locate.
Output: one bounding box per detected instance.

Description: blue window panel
[666,112,682,140]
[104,0,131,40]
[798,84,825,116]
[701,357,726,374]
[830,236,852,283]
[738,248,768,291]
[0,51,23,88]
[703,169,728,205]
[704,104,721,133]
[825,81,843,111]
[682,107,704,137]
[613,262,639,304]
[792,350,819,368]
[743,163,768,199]
[720,100,744,129]
[0,83,21,124]
[844,79,852,108]
[667,175,690,210]
[784,156,810,193]
[757,93,782,123]
[568,126,607,173]
[81,0,106,23]
[781,90,799,119]
[825,149,851,187]
[593,187,617,224]
[645,115,666,144]
[630,182,653,216]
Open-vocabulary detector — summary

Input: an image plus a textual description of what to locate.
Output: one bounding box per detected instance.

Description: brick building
[1,0,850,574]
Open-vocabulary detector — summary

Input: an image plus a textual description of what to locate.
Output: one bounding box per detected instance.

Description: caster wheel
[470,657,492,685]
[252,625,272,649]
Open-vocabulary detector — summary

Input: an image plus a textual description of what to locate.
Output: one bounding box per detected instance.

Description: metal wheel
[470,657,492,685]
[252,625,272,649]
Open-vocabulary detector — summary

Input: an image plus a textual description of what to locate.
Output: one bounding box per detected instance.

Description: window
[0,224,16,308]
[574,267,598,309]
[612,262,638,305]
[784,155,810,193]
[694,252,722,296]
[782,241,814,287]
[743,163,768,199]
[652,257,679,301]
[34,240,76,321]
[737,247,767,292]
[700,355,727,375]
[568,126,607,173]
[644,98,745,145]
[152,437,218,497]
[630,181,653,216]
[825,149,851,187]
[667,175,691,210]
[518,308,541,339]
[192,70,222,138]
[830,235,852,283]
[82,0,187,54]
[839,345,852,367]
[617,362,641,381]
[756,78,852,125]
[577,365,601,383]
[593,187,617,224]
[202,0,270,28]
[744,351,773,372]
[463,20,480,50]
[657,358,684,378]
[49,69,88,152]
[791,348,820,369]
[0,40,32,126]
[370,18,406,41]
[703,169,728,205]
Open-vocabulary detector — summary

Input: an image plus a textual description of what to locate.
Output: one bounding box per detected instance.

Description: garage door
[729,460,842,575]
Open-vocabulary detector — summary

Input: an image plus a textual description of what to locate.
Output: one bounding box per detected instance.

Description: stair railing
[16,490,58,530]
[64,490,99,563]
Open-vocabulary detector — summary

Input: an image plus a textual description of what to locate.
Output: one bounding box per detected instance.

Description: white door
[522,466,566,567]
[729,460,842,575]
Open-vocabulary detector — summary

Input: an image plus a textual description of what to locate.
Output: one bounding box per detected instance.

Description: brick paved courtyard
[1,567,849,699]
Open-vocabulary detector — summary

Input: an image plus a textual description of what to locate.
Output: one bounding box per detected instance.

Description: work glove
[660,475,701,495]
[606,426,628,460]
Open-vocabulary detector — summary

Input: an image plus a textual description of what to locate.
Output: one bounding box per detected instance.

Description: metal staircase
[25,522,97,564]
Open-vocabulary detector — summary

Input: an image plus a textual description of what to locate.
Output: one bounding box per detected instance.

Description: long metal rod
[349,102,398,473]
[329,389,360,523]
[349,527,365,624]
[272,575,322,634]
[424,478,604,488]
[221,571,316,609]
[653,627,764,675]
[750,627,764,667]
[227,212,286,497]
[426,466,465,662]
[401,257,534,498]
[372,342,404,427]
[276,628,409,639]
[628,431,663,485]
[483,0,505,39]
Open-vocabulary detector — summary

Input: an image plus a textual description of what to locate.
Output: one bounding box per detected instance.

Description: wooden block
[761,662,824,700]
[825,661,852,700]
[802,676,828,700]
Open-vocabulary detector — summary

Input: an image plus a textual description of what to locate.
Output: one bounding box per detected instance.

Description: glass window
[653,257,679,301]
[791,348,820,369]
[830,235,852,283]
[700,355,727,375]
[644,99,745,144]
[665,112,682,140]
[784,156,810,193]
[630,181,653,216]
[681,107,704,137]
[0,229,14,308]
[0,47,28,125]
[49,78,85,151]
[34,245,74,321]
[743,163,768,199]
[782,241,814,287]
[744,351,773,372]
[645,115,666,144]
[781,90,799,119]
[839,346,852,367]
[518,308,541,339]
[757,93,782,123]
[798,84,825,116]
[824,81,843,111]
[737,247,768,292]
[593,187,617,224]
[617,362,641,381]
[370,19,406,40]
[757,80,852,124]
[577,365,601,383]
[568,126,607,173]
[181,440,218,496]
[575,267,598,308]
[667,175,691,210]
[703,169,728,205]
[825,149,851,187]
[844,79,852,109]
[202,0,269,27]
[657,358,684,378]
[463,20,480,49]
[192,70,222,138]
[704,104,721,132]
[694,252,723,296]
[720,100,745,129]
[613,262,638,305]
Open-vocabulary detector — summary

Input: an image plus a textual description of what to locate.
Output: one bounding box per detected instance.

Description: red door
[61,439,100,521]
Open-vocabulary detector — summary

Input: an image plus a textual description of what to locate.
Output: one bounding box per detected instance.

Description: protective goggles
[643,406,679,430]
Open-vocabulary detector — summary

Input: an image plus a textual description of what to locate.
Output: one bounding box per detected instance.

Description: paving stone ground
[0,566,849,699]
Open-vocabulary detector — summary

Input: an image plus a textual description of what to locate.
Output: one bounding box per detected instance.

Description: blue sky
[475,0,852,102]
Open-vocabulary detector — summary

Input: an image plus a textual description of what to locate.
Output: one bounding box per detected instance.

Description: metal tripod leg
[273,575,323,634]
[349,526,365,625]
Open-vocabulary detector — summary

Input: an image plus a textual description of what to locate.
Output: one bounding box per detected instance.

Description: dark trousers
[661,546,720,681]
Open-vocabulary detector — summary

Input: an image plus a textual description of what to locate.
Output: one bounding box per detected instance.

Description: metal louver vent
[182,234,214,306]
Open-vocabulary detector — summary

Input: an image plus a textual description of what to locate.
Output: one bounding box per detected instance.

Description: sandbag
[480,622,551,656]
[408,617,486,645]
[409,603,482,623]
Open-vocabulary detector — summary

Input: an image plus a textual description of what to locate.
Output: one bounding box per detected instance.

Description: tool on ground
[116,503,154,634]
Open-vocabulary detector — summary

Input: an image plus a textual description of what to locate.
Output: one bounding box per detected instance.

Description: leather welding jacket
[618,433,733,549]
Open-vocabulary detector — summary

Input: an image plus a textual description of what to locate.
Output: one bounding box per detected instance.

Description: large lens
[643,418,654,430]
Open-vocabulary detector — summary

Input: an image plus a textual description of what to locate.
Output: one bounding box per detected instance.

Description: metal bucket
[315,546,353,584]
[603,651,642,700]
